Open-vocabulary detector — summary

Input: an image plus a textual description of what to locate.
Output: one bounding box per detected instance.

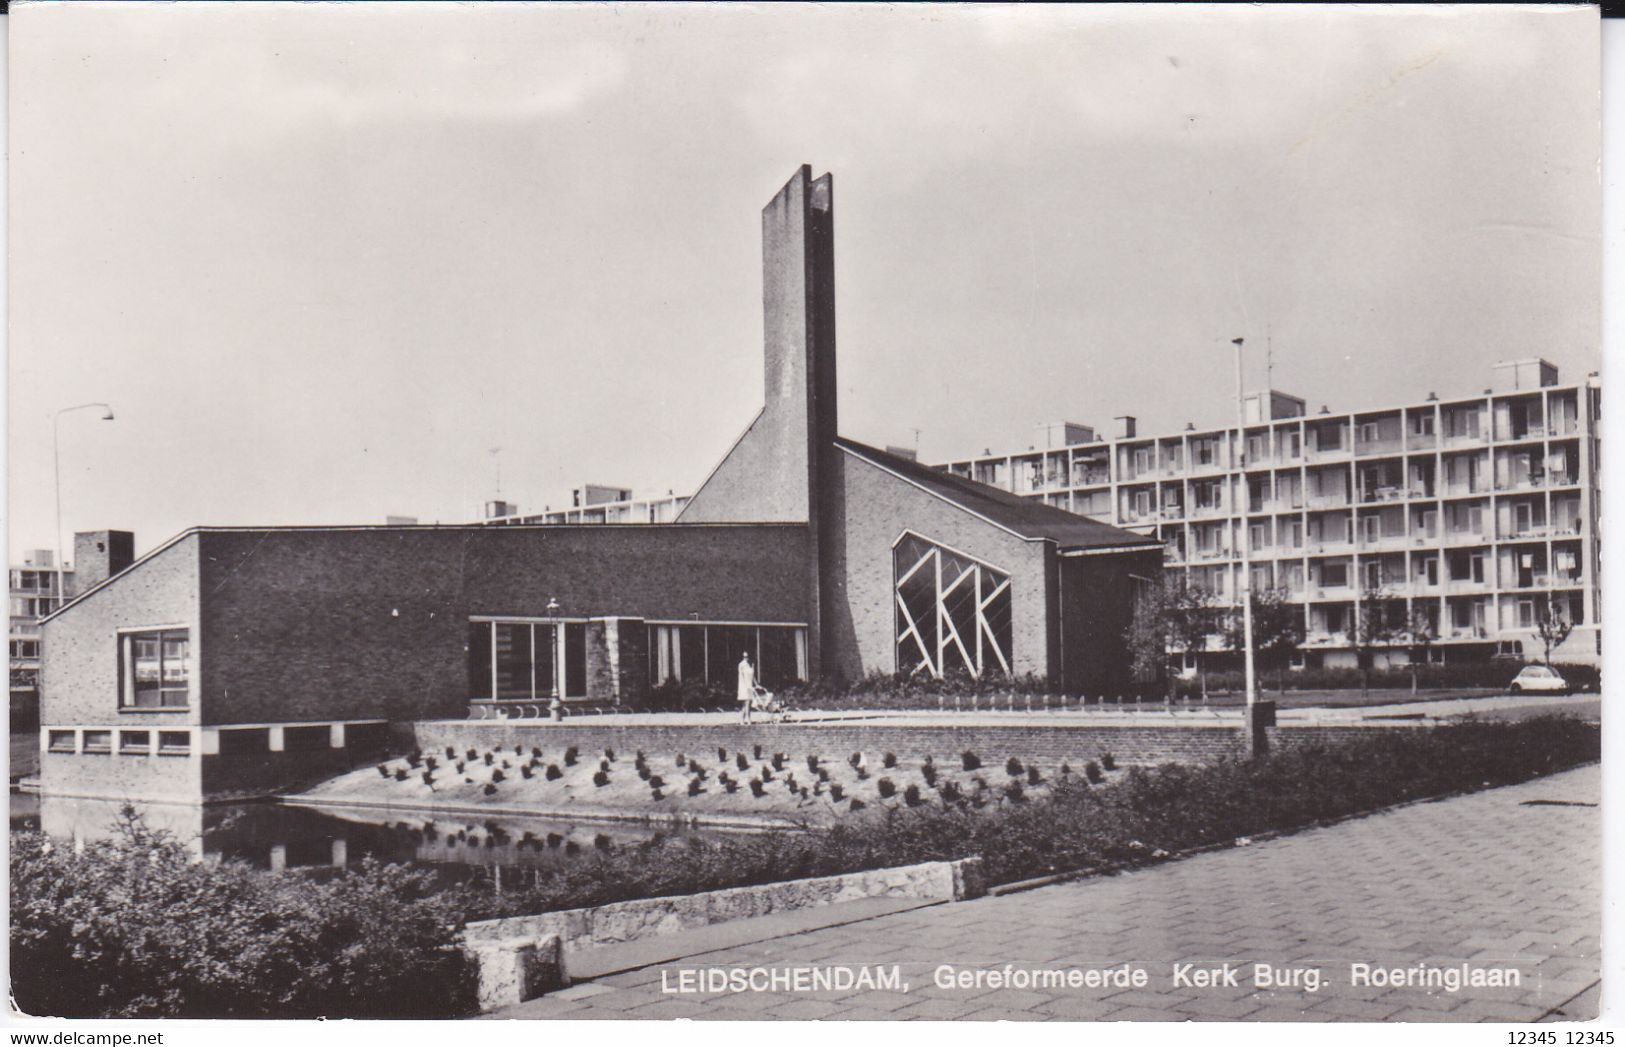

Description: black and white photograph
[4,1,1612,1033]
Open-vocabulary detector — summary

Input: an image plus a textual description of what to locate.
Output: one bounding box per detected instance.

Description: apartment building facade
[11,533,135,690]
[937,361,1601,669]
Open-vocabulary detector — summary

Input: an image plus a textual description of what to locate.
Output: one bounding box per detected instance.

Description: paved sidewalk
[496,764,1600,1022]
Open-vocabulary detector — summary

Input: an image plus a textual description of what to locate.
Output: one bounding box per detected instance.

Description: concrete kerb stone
[466,934,565,1012]
[460,856,985,1011]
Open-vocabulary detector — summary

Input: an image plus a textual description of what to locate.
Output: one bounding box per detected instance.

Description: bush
[9,813,478,1018]
[393,769,408,782]
[736,753,750,771]
[921,764,938,787]
[754,745,764,760]
[718,747,729,762]
[903,784,922,807]
[749,779,765,798]
[482,753,493,766]
[564,746,579,766]
[1004,780,1026,803]
[376,764,390,778]
[877,778,897,799]
[604,749,615,762]
[883,752,897,769]
[648,775,665,790]
[807,755,820,773]
[829,783,845,802]
[1027,765,1042,786]
[544,764,562,781]
[592,770,609,788]
[465,748,477,762]
[1005,757,1024,777]
[687,778,702,797]
[490,769,505,784]
[482,783,497,796]
[1085,761,1105,785]
[1101,753,1117,772]
[771,753,785,772]
[939,780,962,805]
[849,752,862,768]
[962,751,981,771]
[519,765,533,780]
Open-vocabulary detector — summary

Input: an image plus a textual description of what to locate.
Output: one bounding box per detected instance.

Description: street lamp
[53,402,115,600]
[1230,340,1259,722]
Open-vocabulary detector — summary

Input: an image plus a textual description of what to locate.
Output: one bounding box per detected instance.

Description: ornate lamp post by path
[52,402,116,600]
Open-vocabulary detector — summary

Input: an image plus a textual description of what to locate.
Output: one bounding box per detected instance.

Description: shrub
[754,745,764,760]
[564,747,579,766]
[807,755,820,773]
[423,756,437,770]
[465,748,477,762]
[921,764,938,787]
[482,783,497,796]
[1060,762,1072,778]
[1101,753,1117,772]
[830,783,845,802]
[771,753,785,771]
[454,761,465,774]
[9,816,478,1018]
[849,798,866,811]
[1027,765,1042,786]
[676,752,686,767]
[736,753,750,771]
[490,769,505,784]
[546,832,562,848]
[1004,780,1026,803]
[961,751,981,771]
[882,752,897,769]
[376,764,390,778]
[604,749,616,762]
[761,767,774,782]
[483,752,494,766]
[749,779,765,798]
[393,769,408,782]
[421,771,435,787]
[903,784,922,806]
[648,775,665,790]
[599,759,610,773]
[1005,757,1024,777]
[1085,761,1105,785]
[723,779,739,794]
[592,770,609,788]
[637,766,651,781]
[406,752,421,768]
[877,778,897,799]
[445,746,457,760]
[849,752,862,768]
[718,747,728,762]
[855,767,869,781]
[520,765,533,780]
[544,764,562,781]
[595,834,612,851]
[650,788,664,801]
[531,747,543,760]
[688,778,703,797]
[939,780,962,805]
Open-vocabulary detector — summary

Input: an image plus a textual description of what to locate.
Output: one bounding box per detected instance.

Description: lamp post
[1230,340,1259,721]
[52,402,115,600]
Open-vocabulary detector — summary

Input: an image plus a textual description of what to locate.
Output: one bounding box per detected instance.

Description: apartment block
[937,361,1602,668]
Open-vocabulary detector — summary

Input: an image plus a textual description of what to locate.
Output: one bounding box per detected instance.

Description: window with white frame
[894,533,1012,679]
[467,619,588,701]
[119,629,190,709]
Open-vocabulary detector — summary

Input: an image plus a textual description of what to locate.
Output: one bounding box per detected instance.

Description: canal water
[10,792,726,873]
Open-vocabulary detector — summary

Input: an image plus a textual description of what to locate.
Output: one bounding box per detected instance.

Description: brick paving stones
[493,764,1599,1022]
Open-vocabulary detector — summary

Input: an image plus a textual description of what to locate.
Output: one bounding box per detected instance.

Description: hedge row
[463,715,1598,919]
[11,716,1598,1018]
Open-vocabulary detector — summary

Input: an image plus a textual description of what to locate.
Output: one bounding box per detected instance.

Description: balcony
[1072,470,1110,487]
[1443,483,1489,498]
[1443,627,1490,642]
[1358,486,1407,504]
[1442,431,1492,449]
[1159,505,1186,520]
[1443,530,1491,547]
[1355,438,1404,457]
[1305,538,1354,555]
[1306,495,1350,510]
[1303,631,1350,647]
[1446,579,1491,595]
[1406,433,1439,451]
[1499,526,1550,542]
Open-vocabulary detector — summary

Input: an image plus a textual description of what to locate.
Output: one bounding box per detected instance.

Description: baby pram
[747,684,788,722]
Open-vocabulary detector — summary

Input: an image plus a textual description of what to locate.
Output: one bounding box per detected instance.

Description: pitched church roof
[834,437,1165,553]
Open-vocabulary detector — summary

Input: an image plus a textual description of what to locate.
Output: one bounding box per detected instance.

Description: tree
[1533,597,1574,667]
[1124,575,1218,701]
[1351,584,1405,697]
[1400,608,1437,694]
[1224,586,1304,695]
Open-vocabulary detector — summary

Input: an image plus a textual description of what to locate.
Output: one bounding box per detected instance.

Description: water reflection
[22,794,723,872]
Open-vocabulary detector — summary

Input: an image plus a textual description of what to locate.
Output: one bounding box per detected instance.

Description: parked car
[1508,664,1570,695]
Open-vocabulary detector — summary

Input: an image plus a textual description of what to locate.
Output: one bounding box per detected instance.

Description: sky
[6,2,1602,562]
